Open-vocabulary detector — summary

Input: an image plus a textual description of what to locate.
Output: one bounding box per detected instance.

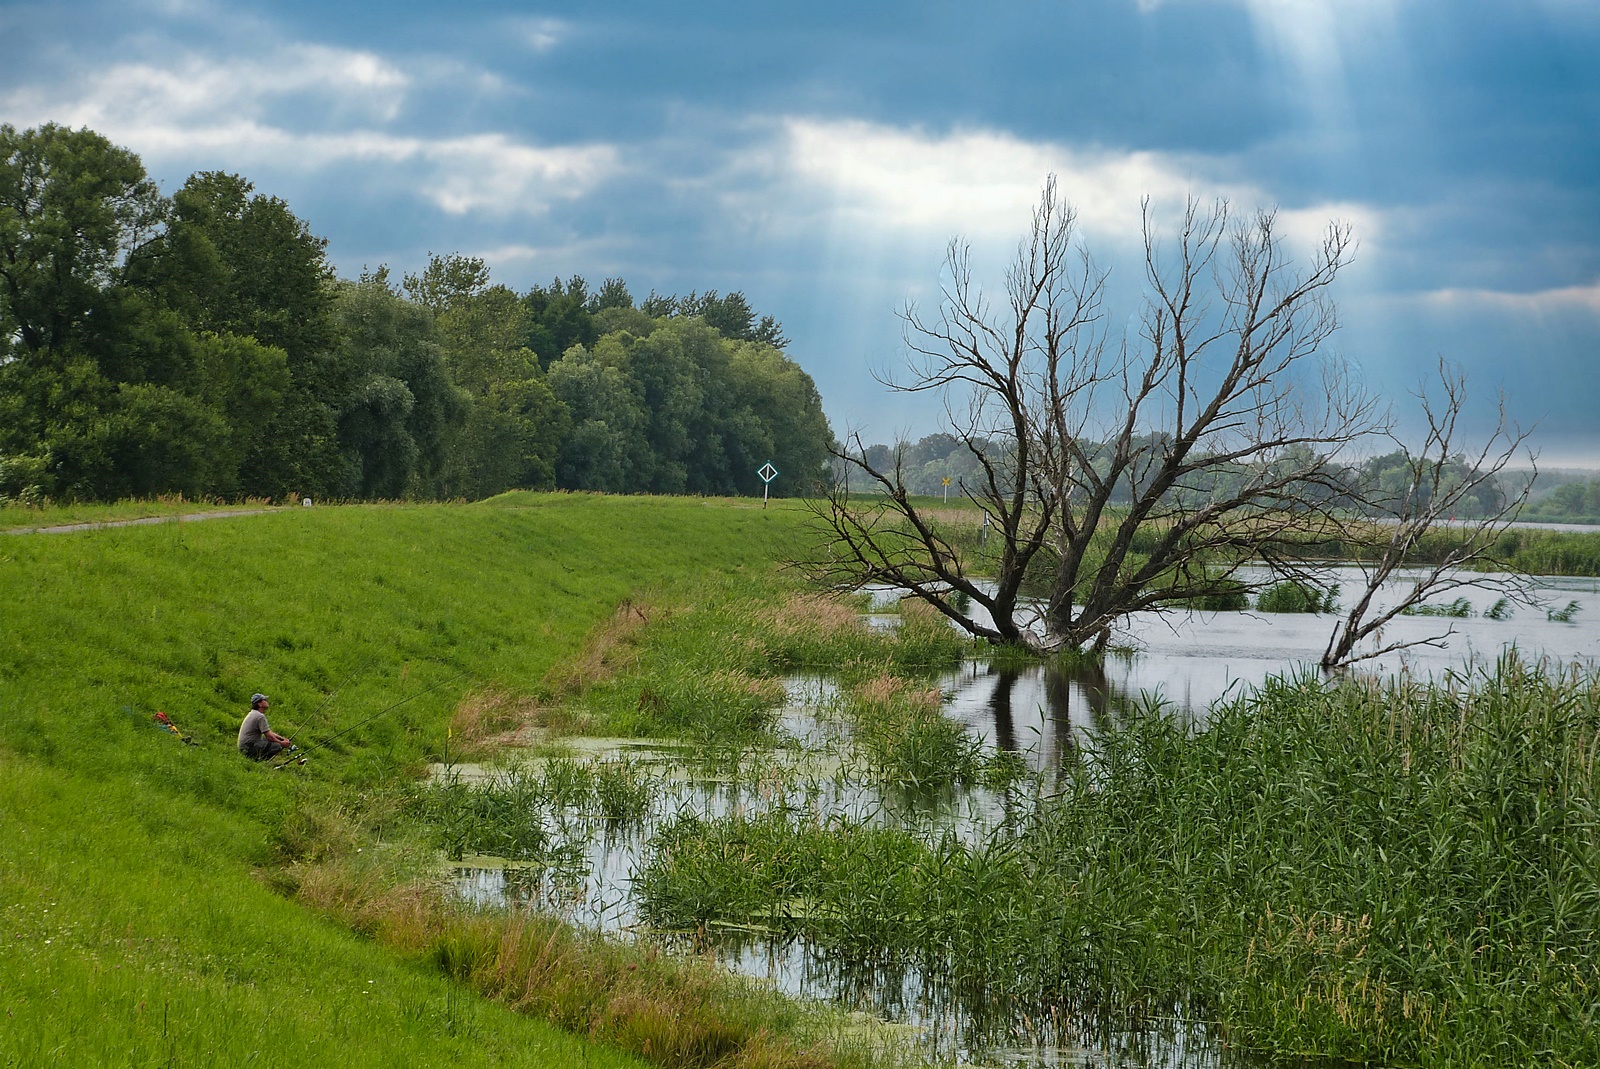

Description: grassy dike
[0,493,854,1069]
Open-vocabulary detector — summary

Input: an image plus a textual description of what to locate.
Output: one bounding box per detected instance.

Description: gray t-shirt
[238,708,269,751]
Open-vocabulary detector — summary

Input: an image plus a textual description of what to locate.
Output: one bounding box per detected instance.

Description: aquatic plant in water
[835,674,1015,790]
[419,754,662,860]
[1255,580,1338,613]
[1400,596,1472,617]
[1548,598,1581,622]
[636,657,1600,1067]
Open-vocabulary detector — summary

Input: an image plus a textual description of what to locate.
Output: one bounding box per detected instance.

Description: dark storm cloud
[2,0,1596,452]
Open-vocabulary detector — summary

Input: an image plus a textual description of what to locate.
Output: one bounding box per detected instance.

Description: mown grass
[0,492,907,1069]
[636,657,1600,1066]
[0,756,644,1069]
[0,494,814,785]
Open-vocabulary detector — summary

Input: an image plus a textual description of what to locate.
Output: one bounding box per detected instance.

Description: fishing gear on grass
[152,711,198,746]
[272,670,467,770]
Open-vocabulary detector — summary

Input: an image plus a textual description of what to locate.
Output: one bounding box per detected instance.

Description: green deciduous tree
[0,123,833,506]
[0,123,165,363]
[547,342,649,492]
[405,252,566,496]
[145,171,342,497]
[0,127,288,501]
[724,339,832,495]
[155,172,335,359]
[645,288,790,347]
[459,378,570,497]
[547,318,832,497]
[523,275,599,368]
[329,279,464,498]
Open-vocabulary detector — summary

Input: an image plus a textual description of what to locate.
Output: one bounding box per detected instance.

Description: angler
[237,693,294,761]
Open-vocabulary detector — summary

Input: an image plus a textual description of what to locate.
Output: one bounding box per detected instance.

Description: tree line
[0,124,834,505]
[1521,473,1600,525]
[849,433,1513,519]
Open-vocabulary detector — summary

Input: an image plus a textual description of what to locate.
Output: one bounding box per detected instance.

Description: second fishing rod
[273,669,468,770]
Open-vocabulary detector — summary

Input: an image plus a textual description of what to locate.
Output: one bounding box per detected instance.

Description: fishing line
[272,669,467,769]
[278,657,372,743]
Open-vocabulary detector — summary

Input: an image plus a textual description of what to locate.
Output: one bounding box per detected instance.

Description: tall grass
[636,658,1600,1065]
[830,673,1020,791]
[1299,525,1600,578]
[418,758,658,861]
[291,851,919,1069]
[550,583,972,739]
[1255,580,1337,613]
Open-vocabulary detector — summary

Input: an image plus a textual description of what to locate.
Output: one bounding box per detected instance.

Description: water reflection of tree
[984,658,1130,770]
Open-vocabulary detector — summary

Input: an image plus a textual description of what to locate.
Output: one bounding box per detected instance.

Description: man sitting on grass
[237,693,293,760]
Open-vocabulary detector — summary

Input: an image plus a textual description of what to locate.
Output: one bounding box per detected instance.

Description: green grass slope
[0,493,819,1068]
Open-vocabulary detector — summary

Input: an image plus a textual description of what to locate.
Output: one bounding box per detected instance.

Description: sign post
[758,461,779,508]
[941,476,951,503]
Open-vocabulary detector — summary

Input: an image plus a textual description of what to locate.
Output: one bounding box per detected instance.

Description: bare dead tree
[809,176,1381,652]
[1321,362,1535,668]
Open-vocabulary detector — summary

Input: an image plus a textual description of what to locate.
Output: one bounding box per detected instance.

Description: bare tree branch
[1322,359,1536,668]
[803,177,1392,653]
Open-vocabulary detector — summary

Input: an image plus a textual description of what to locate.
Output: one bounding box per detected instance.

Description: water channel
[443,566,1600,1067]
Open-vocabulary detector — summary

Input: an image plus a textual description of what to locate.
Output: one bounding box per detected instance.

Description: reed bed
[638,657,1600,1065]
[832,674,1020,790]
[417,758,659,860]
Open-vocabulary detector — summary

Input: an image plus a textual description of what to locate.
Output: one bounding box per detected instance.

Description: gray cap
[251,693,269,706]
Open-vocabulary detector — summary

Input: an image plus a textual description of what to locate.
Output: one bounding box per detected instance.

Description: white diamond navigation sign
[757,461,779,506]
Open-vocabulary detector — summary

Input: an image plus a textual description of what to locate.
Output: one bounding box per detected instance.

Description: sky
[3,0,1597,461]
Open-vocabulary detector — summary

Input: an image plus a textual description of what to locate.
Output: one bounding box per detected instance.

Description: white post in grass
[758,461,779,508]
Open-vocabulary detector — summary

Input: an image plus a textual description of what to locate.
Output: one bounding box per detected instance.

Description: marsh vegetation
[418,559,1600,1067]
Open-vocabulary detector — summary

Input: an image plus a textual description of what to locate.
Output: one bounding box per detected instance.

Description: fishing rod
[278,658,371,743]
[273,669,468,770]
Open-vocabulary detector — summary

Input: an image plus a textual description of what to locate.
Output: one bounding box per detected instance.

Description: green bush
[1255,580,1337,613]
[1192,579,1248,611]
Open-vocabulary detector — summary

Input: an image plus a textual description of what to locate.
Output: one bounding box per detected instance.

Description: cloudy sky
[3,0,1597,459]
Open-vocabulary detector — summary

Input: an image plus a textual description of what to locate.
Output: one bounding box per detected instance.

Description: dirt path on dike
[4,508,282,535]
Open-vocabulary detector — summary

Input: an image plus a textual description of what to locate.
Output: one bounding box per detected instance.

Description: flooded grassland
[421,573,1600,1068]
